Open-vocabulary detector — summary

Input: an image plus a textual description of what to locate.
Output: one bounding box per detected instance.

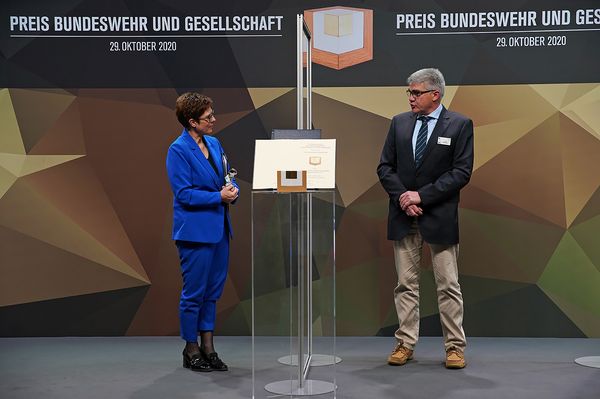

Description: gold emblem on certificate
[309,156,322,166]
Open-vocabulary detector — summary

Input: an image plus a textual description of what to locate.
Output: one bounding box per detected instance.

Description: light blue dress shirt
[412,103,443,157]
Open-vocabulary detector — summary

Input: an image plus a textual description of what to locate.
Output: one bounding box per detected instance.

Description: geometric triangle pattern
[538,232,600,337]
[0,153,85,177]
[0,89,151,333]
[0,286,149,337]
[1,83,598,338]
[239,83,600,338]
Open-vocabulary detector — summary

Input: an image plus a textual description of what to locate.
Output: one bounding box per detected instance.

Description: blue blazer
[166,130,238,243]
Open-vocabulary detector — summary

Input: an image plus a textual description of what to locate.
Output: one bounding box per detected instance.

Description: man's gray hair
[407,68,445,98]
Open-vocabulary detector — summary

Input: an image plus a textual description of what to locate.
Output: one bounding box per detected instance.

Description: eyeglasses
[199,112,215,122]
[406,89,434,98]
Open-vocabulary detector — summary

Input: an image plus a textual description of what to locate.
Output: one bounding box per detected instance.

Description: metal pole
[297,14,303,130]
[307,29,312,129]
[307,192,313,360]
[251,193,255,398]
[298,193,304,387]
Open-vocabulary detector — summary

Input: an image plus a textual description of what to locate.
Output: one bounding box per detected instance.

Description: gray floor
[1,336,599,399]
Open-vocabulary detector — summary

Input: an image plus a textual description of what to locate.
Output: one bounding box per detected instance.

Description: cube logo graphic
[304,6,373,70]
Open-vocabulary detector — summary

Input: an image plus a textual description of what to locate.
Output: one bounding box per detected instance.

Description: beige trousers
[392,224,466,352]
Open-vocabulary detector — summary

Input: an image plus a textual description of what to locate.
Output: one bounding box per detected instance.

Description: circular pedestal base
[277,354,342,366]
[574,356,600,368]
[265,379,336,396]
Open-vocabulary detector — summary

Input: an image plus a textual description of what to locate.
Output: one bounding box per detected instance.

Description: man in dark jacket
[377,68,474,369]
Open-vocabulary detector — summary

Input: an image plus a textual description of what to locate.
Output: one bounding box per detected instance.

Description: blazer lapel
[182,130,221,188]
[205,137,224,183]
[401,114,418,165]
[418,107,450,168]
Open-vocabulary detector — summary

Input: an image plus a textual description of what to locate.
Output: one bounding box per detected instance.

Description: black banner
[2,0,599,87]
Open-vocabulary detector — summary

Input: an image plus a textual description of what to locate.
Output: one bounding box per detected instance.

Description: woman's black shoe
[202,350,228,371]
[183,350,212,372]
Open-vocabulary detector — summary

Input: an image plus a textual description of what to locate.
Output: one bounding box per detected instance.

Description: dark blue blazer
[377,107,474,245]
[166,130,237,243]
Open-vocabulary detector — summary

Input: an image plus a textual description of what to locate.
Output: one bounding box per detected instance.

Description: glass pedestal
[251,191,337,397]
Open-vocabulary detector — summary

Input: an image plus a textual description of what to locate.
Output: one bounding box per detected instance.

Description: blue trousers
[176,232,229,342]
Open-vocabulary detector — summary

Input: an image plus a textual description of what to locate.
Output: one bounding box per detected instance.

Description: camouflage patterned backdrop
[1,0,599,337]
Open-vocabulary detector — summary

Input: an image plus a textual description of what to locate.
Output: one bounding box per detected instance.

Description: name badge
[437,137,451,146]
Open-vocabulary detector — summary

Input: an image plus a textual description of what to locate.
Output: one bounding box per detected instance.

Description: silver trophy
[222,152,237,186]
[225,168,237,186]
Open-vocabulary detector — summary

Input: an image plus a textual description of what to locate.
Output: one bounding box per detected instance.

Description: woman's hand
[220,184,239,203]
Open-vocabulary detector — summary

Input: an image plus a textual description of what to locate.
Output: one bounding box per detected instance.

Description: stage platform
[1,336,599,399]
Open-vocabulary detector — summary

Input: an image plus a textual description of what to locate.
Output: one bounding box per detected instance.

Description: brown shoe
[445,349,466,369]
[387,344,413,366]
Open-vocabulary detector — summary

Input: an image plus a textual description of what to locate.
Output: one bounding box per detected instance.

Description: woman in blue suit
[166,93,239,372]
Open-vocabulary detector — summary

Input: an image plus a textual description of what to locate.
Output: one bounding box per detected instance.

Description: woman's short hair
[175,92,213,128]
